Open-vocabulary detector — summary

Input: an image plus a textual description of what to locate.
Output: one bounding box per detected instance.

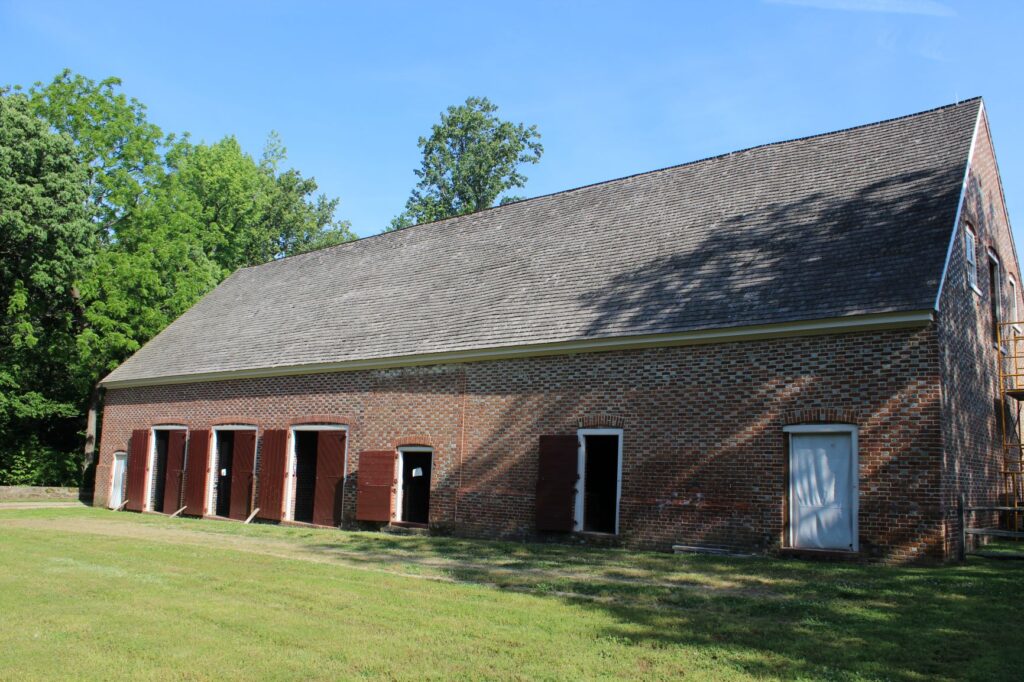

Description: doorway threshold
[390,520,428,529]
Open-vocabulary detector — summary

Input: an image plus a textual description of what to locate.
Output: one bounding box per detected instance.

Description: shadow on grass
[299,535,1023,681]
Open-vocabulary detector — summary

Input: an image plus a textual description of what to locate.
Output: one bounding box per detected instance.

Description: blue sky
[2,0,1021,240]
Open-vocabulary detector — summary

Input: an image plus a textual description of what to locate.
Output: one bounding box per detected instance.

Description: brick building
[94,98,1017,562]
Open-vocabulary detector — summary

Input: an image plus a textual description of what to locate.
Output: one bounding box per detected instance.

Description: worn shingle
[103,99,981,385]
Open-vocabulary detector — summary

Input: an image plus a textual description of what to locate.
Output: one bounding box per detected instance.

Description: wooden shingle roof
[103,98,982,387]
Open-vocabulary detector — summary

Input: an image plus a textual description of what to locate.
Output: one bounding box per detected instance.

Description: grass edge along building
[95,98,1020,562]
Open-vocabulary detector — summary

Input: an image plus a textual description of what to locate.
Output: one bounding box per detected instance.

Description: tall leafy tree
[0,90,94,484]
[389,97,543,230]
[76,133,354,387]
[25,69,173,238]
[3,70,356,483]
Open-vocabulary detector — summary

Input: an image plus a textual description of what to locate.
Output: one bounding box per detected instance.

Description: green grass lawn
[0,508,1021,681]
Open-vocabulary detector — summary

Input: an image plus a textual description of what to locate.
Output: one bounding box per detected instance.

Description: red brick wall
[937,108,1023,556]
[96,324,946,562]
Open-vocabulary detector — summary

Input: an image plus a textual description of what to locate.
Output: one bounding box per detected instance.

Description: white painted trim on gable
[977,103,1023,309]
[784,424,859,552]
[100,310,935,389]
[574,428,624,535]
[934,101,985,311]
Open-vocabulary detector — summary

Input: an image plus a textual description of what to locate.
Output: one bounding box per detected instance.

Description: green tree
[75,133,355,385]
[388,97,542,230]
[1,70,355,484]
[0,90,94,483]
[25,69,173,238]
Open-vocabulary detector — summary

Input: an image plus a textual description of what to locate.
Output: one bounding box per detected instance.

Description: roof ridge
[243,96,984,272]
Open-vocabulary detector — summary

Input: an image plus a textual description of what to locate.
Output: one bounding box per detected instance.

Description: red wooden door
[256,429,288,521]
[162,430,187,514]
[313,431,347,527]
[356,450,395,522]
[124,429,149,512]
[183,430,210,516]
[535,435,579,531]
[230,431,257,520]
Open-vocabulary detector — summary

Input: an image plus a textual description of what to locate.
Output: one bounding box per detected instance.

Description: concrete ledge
[0,486,79,502]
[672,544,754,558]
[778,547,863,562]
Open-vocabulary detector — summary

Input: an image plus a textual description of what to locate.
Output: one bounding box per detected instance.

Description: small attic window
[965,224,979,292]
[1010,276,1019,328]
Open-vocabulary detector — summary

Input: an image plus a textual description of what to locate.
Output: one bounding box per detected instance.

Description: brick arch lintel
[207,416,261,428]
[782,408,861,426]
[576,414,627,429]
[285,414,356,428]
[149,420,193,429]
[388,434,440,450]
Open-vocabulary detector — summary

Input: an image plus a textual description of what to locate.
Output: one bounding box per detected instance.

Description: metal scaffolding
[996,321,1024,517]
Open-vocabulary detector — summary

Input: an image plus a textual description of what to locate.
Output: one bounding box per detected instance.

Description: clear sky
[2,0,1021,241]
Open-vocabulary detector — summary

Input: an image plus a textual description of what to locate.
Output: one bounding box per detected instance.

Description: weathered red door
[183,429,210,516]
[313,431,346,527]
[124,429,149,512]
[256,429,288,521]
[230,431,257,520]
[356,450,395,522]
[535,435,579,531]
[162,430,187,514]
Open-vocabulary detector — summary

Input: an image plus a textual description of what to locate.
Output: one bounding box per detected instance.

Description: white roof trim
[100,310,934,389]
[934,101,984,311]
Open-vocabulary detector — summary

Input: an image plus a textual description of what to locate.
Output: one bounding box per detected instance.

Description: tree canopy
[0,90,94,484]
[2,71,355,485]
[1,74,543,488]
[389,97,542,230]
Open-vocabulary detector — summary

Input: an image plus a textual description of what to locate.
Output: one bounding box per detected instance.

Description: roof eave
[100,309,936,389]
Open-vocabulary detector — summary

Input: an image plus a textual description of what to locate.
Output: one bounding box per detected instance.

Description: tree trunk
[82,384,103,474]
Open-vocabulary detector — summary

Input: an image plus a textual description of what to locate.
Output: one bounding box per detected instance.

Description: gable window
[989,252,1002,346]
[965,224,979,291]
[1011,276,1020,329]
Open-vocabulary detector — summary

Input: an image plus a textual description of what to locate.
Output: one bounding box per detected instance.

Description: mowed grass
[0,508,1021,681]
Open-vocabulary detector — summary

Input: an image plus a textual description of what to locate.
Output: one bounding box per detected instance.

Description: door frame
[783,424,859,551]
[574,428,624,535]
[285,424,348,522]
[144,425,188,512]
[109,451,128,509]
[395,446,433,523]
[207,425,258,518]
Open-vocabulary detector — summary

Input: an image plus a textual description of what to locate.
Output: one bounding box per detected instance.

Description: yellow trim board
[101,310,935,389]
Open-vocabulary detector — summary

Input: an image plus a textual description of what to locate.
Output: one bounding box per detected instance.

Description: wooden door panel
[356,450,395,522]
[536,435,579,531]
[313,431,346,527]
[255,430,288,521]
[124,429,149,512]
[230,431,257,520]
[183,430,211,516]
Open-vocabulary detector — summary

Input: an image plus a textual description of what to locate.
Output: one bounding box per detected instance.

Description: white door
[109,452,127,509]
[789,432,856,550]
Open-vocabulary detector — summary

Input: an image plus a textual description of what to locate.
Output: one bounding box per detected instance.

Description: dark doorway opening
[215,431,235,518]
[151,430,169,512]
[294,431,318,523]
[400,450,432,525]
[582,434,619,534]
